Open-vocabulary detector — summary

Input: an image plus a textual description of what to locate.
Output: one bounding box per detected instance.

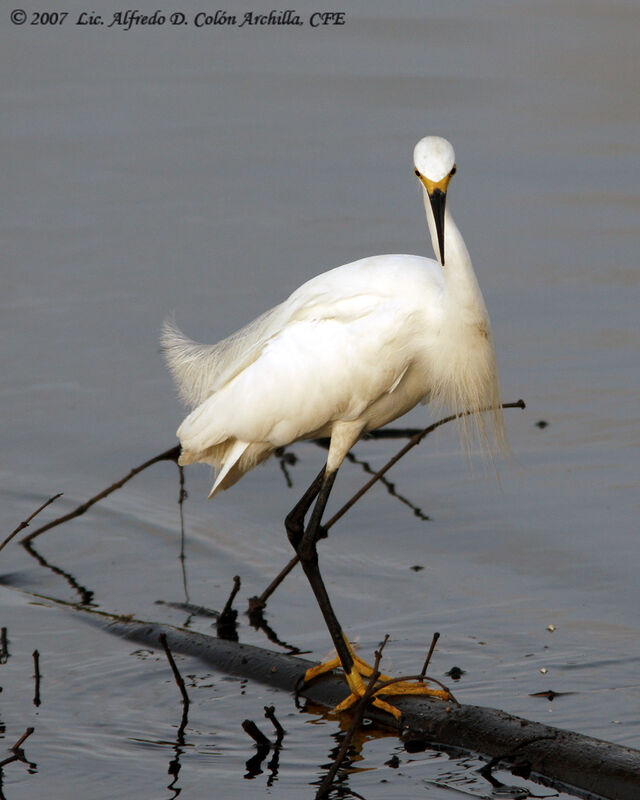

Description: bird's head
[413,137,457,266]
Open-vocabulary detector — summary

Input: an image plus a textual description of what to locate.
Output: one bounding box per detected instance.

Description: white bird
[162,136,507,717]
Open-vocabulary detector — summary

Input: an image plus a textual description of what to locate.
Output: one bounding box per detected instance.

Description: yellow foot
[303,639,451,720]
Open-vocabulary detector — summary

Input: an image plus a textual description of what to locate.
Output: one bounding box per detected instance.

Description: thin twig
[0,727,35,768]
[159,633,190,709]
[327,400,525,530]
[0,494,62,554]
[314,440,430,519]
[21,446,180,545]
[419,632,440,681]
[32,650,41,707]
[177,464,189,603]
[264,705,285,745]
[315,635,390,799]
[250,400,526,610]
[11,728,34,752]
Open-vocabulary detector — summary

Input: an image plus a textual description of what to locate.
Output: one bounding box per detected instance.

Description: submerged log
[82,611,640,800]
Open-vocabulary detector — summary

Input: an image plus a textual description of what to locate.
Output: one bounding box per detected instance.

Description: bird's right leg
[248,466,328,618]
[284,466,326,551]
[290,466,452,719]
[288,469,410,718]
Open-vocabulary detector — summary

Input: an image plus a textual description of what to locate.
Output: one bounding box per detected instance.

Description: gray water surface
[1,1,638,797]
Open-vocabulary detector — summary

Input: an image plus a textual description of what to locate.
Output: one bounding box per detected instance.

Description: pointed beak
[428,188,447,266]
[417,172,452,267]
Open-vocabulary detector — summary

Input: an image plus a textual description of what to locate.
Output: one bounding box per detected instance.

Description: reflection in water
[312,716,388,800]
[343,449,430,522]
[0,628,9,664]
[166,741,184,800]
[274,447,298,488]
[21,539,95,606]
[159,632,191,799]
[0,728,38,798]
[247,606,304,655]
[478,750,555,799]
[244,739,271,780]
[242,716,285,783]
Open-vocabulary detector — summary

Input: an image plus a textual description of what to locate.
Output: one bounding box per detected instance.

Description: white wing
[164,254,444,493]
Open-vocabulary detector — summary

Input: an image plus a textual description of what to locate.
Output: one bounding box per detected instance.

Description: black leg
[290,469,356,677]
[298,470,336,561]
[285,466,326,550]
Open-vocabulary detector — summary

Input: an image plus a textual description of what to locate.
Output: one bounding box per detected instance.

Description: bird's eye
[450,165,457,176]
[414,168,420,177]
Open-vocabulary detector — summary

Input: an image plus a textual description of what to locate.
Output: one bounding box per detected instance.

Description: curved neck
[422,188,485,313]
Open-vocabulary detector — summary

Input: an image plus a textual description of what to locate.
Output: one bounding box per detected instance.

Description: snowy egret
[162,136,506,716]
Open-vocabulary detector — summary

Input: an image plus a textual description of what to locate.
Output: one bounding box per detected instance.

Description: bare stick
[11,728,34,752]
[21,446,180,545]
[217,576,241,640]
[327,399,525,530]
[219,576,241,623]
[0,727,35,768]
[316,635,389,799]
[241,719,271,749]
[314,440,430,520]
[177,464,189,602]
[264,705,285,745]
[250,400,526,610]
[419,632,440,682]
[32,650,41,707]
[0,494,62,554]
[159,633,190,709]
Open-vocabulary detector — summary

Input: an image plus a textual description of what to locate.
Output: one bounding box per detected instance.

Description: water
[1,1,638,797]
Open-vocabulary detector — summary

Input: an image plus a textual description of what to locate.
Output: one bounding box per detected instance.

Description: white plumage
[163,137,506,497]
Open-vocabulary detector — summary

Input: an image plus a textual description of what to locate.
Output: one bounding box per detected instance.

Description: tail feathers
[161,317,220,408]
[177,438,272,497]
[208,440,250,497]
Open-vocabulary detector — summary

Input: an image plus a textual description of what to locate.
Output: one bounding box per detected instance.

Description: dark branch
[159,633,190,710]
[0,494,62,554]
[249,400,526,611]
[21,446,180,545]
